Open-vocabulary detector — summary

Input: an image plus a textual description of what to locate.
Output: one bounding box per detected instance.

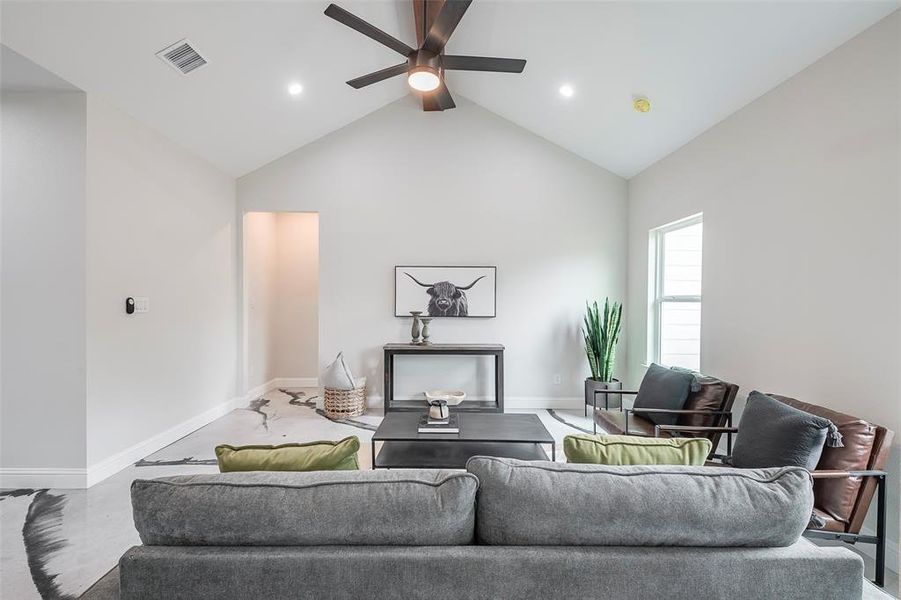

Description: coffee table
[371,412,555,469]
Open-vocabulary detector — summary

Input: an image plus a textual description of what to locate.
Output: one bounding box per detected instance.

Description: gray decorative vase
[419,317,433,345]
[584,379,622,414]
[410,311,422,343]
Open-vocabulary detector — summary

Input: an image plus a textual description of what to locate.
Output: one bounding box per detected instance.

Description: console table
[383,343,504,413]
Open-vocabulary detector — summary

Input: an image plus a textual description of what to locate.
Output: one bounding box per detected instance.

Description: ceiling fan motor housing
[409,50,441,72]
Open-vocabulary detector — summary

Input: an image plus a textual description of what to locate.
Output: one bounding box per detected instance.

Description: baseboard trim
[0,467,87,489]
[84,394,246,487]
[271,377,318,389]
[505,396,583,409]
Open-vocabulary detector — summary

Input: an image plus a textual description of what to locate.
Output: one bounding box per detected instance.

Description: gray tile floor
[1,388,895,599]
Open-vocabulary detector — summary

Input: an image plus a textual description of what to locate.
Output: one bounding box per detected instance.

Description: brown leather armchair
[591,374,738,458]
[655,394,894,587]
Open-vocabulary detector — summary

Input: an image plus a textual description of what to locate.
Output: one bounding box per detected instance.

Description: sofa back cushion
[466,457,812,547]
[132,470,477,546]
[563,434,711,466]
[772,395,877,525]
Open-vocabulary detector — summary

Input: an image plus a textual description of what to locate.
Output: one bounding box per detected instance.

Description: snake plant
[582,298,623,382]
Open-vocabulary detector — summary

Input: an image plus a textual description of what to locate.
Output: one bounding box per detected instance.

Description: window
[649,214,703,371]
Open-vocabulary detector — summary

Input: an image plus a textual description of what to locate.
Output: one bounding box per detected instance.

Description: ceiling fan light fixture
[408,67,440,92]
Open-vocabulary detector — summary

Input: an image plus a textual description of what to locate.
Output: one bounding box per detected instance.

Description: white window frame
[648,213,703,368]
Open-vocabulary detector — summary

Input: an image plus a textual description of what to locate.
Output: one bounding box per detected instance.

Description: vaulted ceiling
[2,1,897,178]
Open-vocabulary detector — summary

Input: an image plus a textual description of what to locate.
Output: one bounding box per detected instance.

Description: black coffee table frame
[371,412,555,469]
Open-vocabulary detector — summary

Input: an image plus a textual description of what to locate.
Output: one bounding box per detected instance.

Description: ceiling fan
[324,0,526,111]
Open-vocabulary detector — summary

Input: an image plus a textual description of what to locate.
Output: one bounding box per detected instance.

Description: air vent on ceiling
[156,39,207,75]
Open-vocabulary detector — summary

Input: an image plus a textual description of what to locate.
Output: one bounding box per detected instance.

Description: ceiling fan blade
[346,63,409,89]
[422,80,455,111]
[324,4,414,57]
[422,0,472,55]
[443,55,526,73]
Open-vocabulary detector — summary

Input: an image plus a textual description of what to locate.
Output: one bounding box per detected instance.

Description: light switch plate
[134,297,150,313]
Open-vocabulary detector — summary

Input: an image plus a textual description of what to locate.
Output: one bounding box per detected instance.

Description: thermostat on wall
[126,297,150,314]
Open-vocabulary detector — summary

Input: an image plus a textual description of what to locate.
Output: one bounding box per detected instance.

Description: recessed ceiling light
[559,84,574,98]
[633,97,651,113]
[288,82,303,96]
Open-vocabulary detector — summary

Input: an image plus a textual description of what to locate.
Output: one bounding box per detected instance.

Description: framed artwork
[395,266,497,318]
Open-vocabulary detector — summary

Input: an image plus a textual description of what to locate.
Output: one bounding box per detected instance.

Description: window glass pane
[660,301,700,371]
[662,222,702,296]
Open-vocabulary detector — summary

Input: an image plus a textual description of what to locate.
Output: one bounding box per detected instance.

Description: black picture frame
[394,265,497,318]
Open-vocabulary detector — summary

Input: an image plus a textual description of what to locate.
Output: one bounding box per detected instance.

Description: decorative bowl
[424,390,467,406]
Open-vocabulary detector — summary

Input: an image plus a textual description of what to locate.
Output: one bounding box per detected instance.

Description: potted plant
[582,298,623,412]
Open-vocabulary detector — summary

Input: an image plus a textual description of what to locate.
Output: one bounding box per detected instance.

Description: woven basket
[323,384,365,419]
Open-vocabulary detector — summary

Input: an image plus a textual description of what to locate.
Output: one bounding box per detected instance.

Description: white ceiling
[1,45,79,92]
[2,1,897,178]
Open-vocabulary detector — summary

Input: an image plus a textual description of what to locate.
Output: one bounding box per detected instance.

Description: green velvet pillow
[215,436,360,472]
[564,434,711,466]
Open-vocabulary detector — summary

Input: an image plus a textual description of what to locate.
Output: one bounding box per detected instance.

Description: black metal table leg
[371,440,376,470]
[876,474,886,587]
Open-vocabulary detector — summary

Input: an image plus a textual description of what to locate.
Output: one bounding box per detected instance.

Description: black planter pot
[584,378,622,416]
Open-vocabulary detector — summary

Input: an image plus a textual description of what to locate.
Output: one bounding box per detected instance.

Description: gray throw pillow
[730,391,840,470]
[632,364,694,426]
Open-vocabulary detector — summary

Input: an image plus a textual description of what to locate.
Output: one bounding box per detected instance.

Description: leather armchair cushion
[810,508,848,533]
[595,410,657,437]
[680,377,728,427]
[772,395,876,524]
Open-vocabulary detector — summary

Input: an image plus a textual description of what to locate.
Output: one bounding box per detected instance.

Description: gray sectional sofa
[120,457,864,599]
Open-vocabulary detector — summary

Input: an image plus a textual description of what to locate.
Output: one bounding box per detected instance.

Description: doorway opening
[242,212,319,394]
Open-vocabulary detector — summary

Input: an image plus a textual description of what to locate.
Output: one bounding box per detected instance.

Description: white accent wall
[1,90,88,485]
[272,213,319,379]
[243,211,320,389]
[625,12,900,568]
[238,98,628,406]
[243,212,279,389]
[85,97,238,476]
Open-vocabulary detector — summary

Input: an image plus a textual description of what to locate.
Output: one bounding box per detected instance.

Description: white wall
[1,90,88,482]
[243,212,278,389]
[626,12,900,566]
[243,212,320,388]
[85,97,238,473]
[238,98,628,406]
[272,212,319,379]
